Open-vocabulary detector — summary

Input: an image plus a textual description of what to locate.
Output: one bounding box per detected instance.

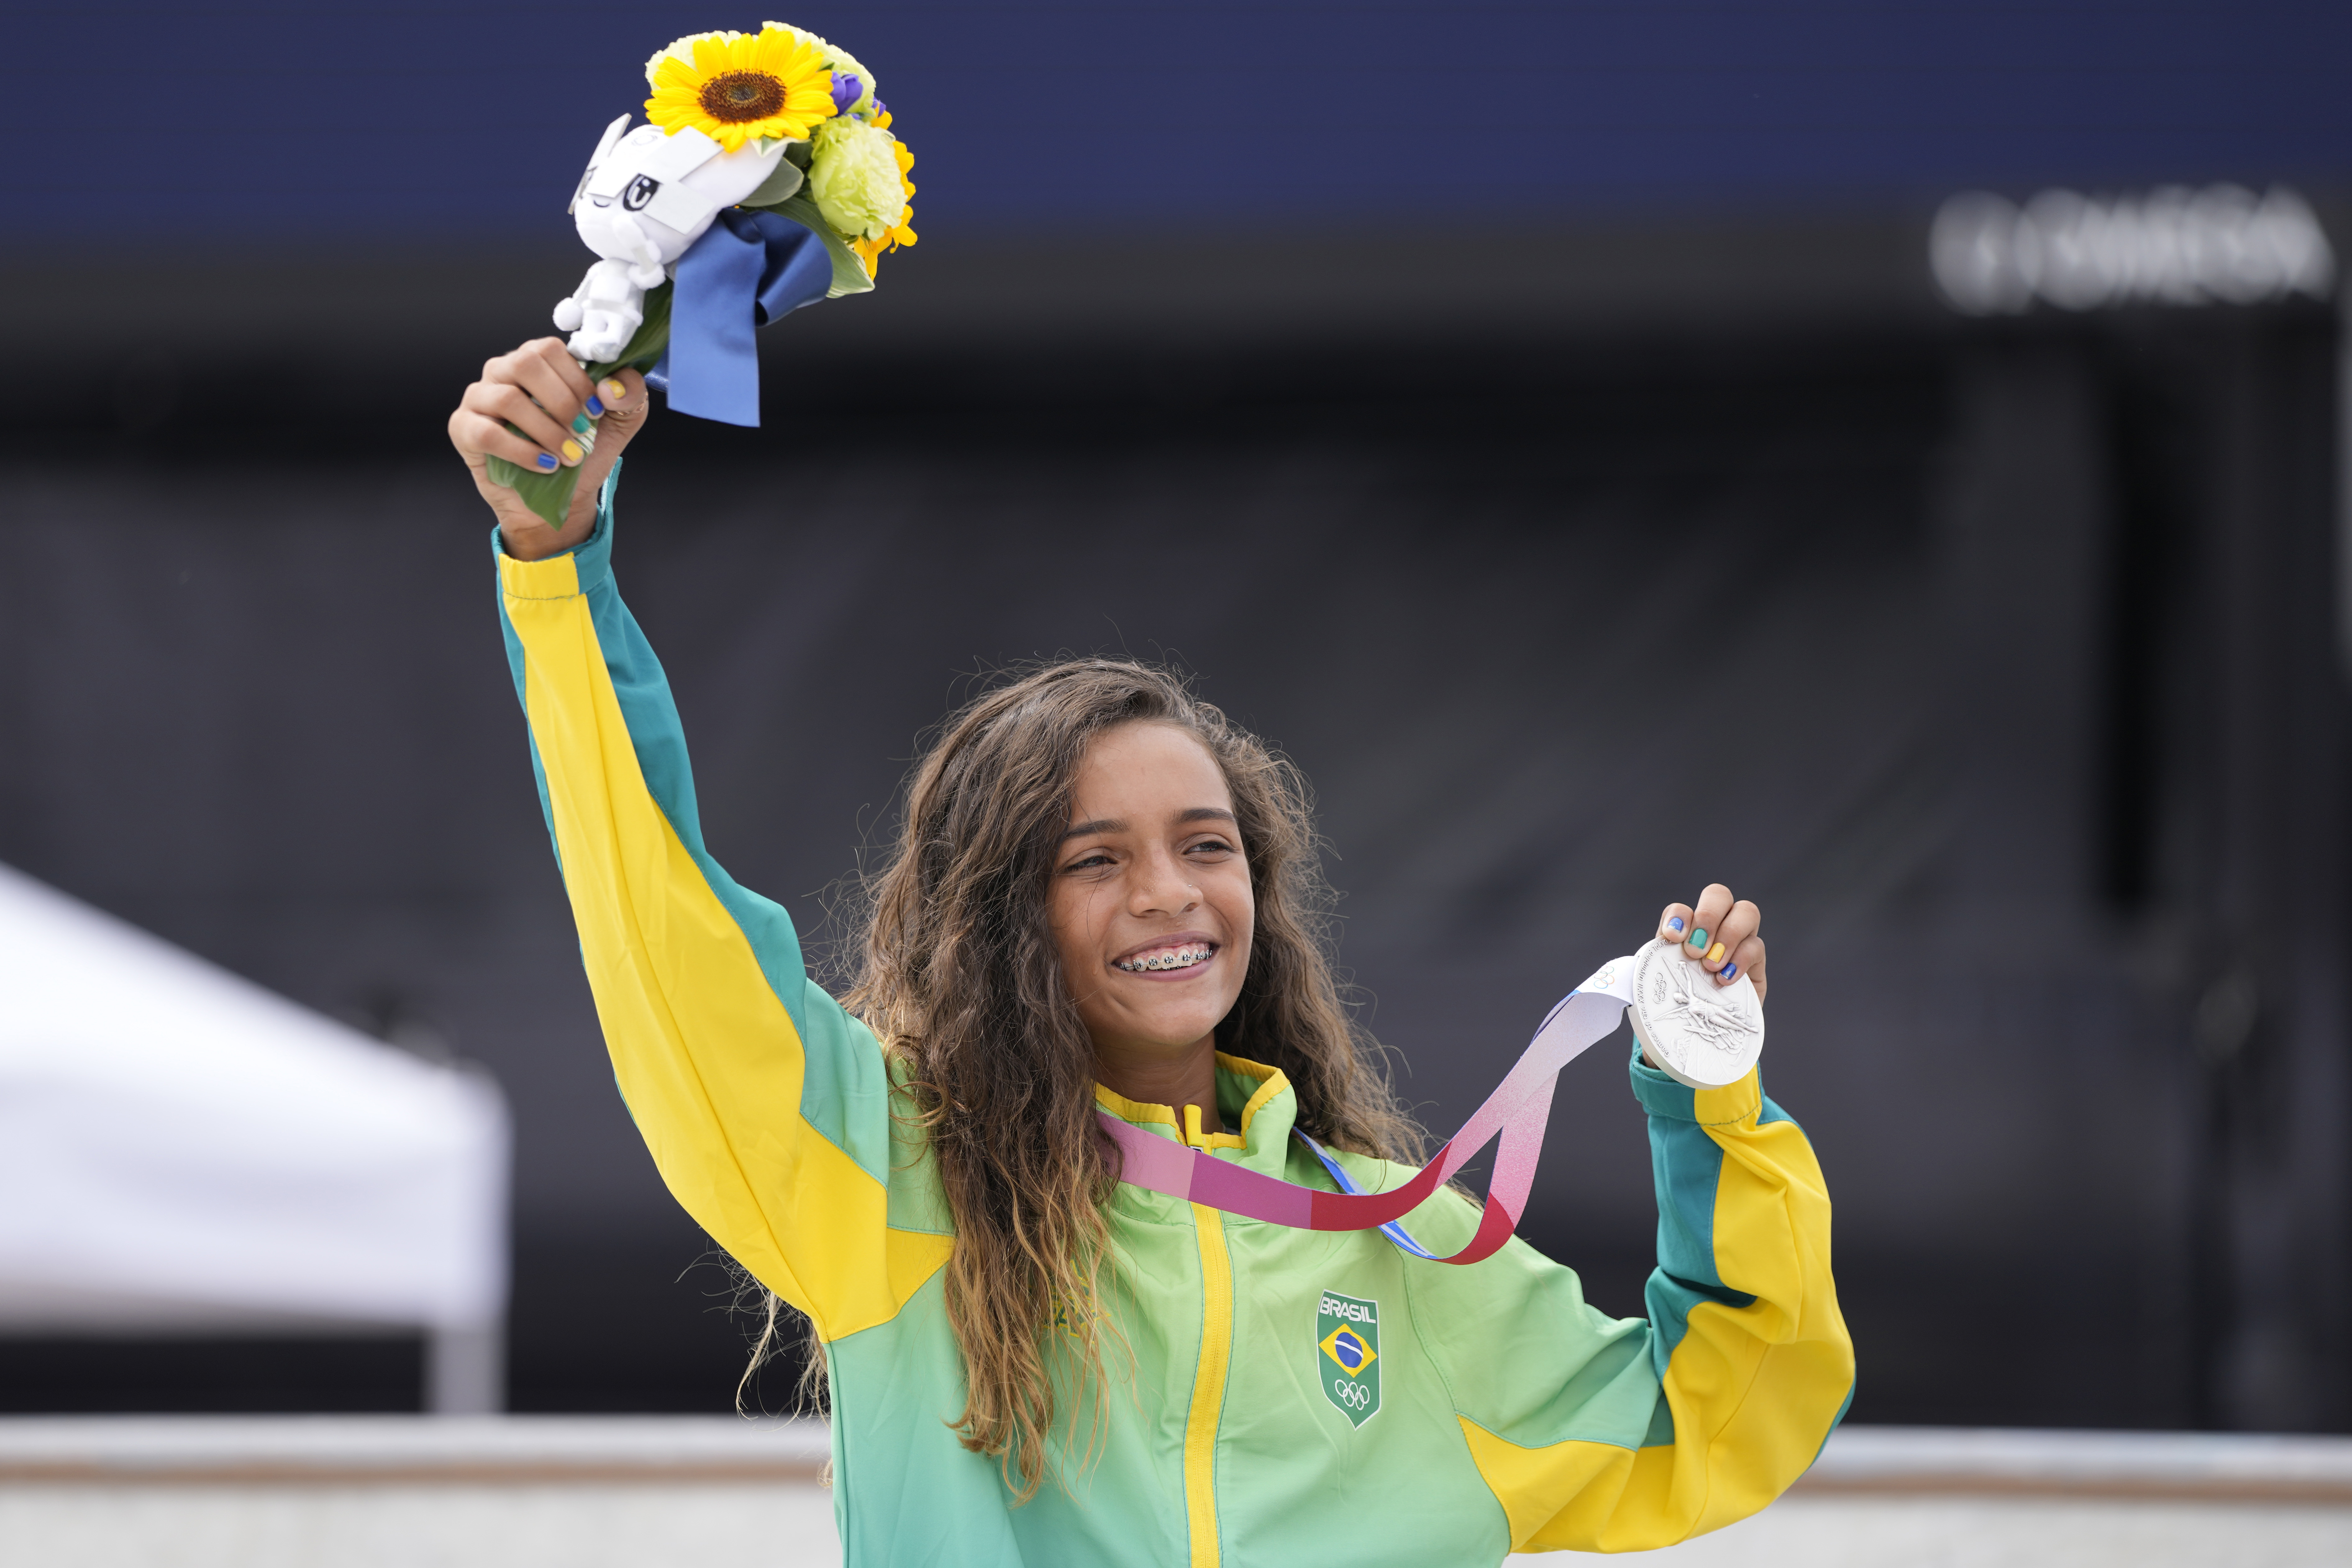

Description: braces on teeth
[1116,946,1213,972]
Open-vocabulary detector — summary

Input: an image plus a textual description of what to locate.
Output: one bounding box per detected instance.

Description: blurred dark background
[3,2,2349,1433]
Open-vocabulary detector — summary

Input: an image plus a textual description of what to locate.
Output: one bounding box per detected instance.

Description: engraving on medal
[1627,937,1765,1090]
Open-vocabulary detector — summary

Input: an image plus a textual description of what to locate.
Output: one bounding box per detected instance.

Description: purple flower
[830,72,863,112]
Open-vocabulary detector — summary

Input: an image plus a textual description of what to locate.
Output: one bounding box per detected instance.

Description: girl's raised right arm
[452,343,952,1346]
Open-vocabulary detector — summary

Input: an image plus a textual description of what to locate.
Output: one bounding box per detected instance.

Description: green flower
[808,116,905,241]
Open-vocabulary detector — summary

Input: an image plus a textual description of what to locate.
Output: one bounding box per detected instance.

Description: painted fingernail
[559,439,584,465]
[535,452,558,470]
[1719,962,1738,981]
[1666,916,1685,935]
[1688,928,1708,950]
[570,418,598,452]
[1706,941,1727,965]
[583,395,605,417]
[599,378,627,403]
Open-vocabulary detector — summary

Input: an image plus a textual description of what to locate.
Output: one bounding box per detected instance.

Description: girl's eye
[1187,838,1236,856]
[1065,853,1113,872]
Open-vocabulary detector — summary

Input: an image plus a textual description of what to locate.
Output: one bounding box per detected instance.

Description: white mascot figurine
[552,115,795,362]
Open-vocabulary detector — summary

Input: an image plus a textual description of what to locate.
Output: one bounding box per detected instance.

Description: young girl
[449,341,1853,1566]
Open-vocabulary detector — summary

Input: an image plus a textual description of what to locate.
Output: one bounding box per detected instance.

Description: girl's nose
[1130,850,1200,915]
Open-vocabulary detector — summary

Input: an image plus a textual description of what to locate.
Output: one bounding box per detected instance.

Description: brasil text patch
[1316,1290,1381,1427]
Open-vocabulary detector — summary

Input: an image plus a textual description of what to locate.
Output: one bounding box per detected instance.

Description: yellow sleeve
[495,483,950,1341]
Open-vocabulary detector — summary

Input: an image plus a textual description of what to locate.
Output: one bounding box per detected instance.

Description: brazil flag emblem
[1316,1290,1381,1427]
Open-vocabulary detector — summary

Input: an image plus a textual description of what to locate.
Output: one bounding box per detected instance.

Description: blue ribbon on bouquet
[649,208,835,427]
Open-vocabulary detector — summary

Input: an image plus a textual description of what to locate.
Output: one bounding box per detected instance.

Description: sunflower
[642,29,733,89]
[644,25,837,152]
[851,136,918,278]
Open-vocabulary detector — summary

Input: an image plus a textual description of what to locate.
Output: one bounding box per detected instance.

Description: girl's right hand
[1655,884,1766,999]
[447,338,652,559]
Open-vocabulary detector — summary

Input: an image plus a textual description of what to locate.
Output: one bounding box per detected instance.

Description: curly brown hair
[750,659,1420,1498]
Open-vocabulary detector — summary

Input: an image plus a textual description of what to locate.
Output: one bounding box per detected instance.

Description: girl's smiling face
[1049,721,1255,1075]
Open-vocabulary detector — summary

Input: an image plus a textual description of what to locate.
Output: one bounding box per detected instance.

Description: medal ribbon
[1096,953,1638,1266]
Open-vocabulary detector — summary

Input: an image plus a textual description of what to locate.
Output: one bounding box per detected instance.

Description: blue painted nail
[584,395,604,417]
[1720,962,1738,980]
[535,452,558,470]
[1667,916,1685,934]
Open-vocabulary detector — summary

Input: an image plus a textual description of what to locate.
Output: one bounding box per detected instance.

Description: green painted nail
[1688,927,1708,950]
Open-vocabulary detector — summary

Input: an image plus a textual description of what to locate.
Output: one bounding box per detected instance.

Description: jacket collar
[1094,1053,1297,1179]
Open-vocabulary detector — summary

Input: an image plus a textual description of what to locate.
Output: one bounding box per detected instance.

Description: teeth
[1116,946,1212,973]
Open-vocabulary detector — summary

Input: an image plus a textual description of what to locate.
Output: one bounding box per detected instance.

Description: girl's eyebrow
[1059,807,1235,841]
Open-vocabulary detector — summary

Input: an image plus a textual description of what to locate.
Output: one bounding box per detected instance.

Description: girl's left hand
[1655,884,1766,1001]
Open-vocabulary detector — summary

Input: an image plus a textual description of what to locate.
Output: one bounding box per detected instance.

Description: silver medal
[1625,937,1765,1090]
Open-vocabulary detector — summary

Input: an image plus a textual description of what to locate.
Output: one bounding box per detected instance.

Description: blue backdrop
[11,0,2350,242]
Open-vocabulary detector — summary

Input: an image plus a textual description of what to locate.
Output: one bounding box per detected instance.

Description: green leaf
[766,194,875,298]
[485,453,581,528]
[589,279,673,379]
[741,157,806,208]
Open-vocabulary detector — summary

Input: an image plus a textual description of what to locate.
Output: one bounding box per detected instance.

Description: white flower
[808,116,905,241]
[764,21,877,112]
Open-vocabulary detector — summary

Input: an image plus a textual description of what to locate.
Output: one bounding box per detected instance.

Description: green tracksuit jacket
[495,468,1855,1566]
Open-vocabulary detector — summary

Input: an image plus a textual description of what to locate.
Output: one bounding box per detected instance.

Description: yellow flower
[644,25,837,152]
[850,138,917,278]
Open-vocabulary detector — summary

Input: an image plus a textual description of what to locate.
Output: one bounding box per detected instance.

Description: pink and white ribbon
[1096,954,1637,1266]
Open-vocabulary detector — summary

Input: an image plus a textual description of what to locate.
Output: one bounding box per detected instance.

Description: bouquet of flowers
[489,20,916,524]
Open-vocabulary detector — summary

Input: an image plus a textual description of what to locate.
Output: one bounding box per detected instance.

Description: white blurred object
[0,1421,2345,1568]
[0,1417,840,1568]
[1932,185,2336,315]
[0,863,510,1413]
[556,116,788,361]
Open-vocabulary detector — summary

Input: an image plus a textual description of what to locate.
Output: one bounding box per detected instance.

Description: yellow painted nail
[560,439,584,463]
[1705,941,1727,965]
[599,378,626,403]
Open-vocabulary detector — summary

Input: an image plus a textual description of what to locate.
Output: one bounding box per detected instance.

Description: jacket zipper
[1182,1108,1234,1568]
